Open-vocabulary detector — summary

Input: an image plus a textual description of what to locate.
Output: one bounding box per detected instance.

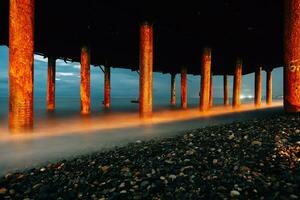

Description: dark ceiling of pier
[0,0,284,75]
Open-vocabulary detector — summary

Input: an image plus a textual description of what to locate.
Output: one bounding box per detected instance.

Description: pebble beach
[0,113,299,199]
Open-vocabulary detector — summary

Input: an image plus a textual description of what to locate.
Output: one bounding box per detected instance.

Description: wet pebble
[0,188,7,194]
[230,190,240,197]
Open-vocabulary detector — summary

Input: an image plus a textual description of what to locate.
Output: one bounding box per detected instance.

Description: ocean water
[0,96,259,121]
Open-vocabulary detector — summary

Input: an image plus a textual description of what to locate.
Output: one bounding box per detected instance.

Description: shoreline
[1,112,299,199]
[0,105,282,177]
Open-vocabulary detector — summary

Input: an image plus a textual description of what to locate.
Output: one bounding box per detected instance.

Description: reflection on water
[0,97,254,118]
[0,97,258,119]
[0,97,283,134]
[9,104,33,133]
[0,99,283,175]
[0,97,282,138]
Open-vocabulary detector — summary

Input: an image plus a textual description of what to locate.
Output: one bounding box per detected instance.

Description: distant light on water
[240,95,254,99]
[0,101,283,136]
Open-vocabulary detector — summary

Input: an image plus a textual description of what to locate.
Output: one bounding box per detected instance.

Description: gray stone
[230,190,240,197]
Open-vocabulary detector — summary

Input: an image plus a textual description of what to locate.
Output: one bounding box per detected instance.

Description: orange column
[233,59,242,108]
[104,66,111,109]
[223,74,229,106]
[9,0,35,131]
[200,48,211,111]
[47,57,56,111]
[181,68,187,109]
[255,66,262,107]
[266,68,273,105]
[284,0,300,112]
[139,22,153,117]
[171,73,176,107]
[80,46,91,114]
[209,73,213,108]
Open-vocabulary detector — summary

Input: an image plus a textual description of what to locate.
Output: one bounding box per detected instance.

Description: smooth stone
[78,193,83,198]
[228,134,235,140]
[9,189,15,195]
[100,165,110,173]
[0,188,7,194]
[119,182,125,188]
[230,190,240,197]
[185,149,195,155]
[169,174,177,181]
[164,160,174,164]
[4,173,12,179]
[217,186,227,191]
[290,194,298,199]
[33,183,42,189]
[140,181,149,188]
[40,167,46,172]
[281,139,288,143]
[251,140,262,146]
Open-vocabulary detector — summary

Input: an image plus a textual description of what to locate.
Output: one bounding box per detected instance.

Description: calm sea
[0,96,263,121]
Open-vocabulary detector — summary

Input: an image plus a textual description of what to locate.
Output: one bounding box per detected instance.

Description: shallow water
[0,96,256,120]
[0,96,283,176]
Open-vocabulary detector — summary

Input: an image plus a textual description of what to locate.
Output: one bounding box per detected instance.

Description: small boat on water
[130,98,139,104]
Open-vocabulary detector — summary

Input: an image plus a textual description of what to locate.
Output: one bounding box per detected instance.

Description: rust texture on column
[200,48,211,111]
[80,46,91,114]
[9,0,35,131]
[104,66,111,109]
[139,22,153,117]
[255,66,262,107]
[181,68,187,109]
[233,59,243,108]
[47,57,56,111]
[223,74,229,106]
[284,0,300,112]
[209,73,213,108]
[171,73,176,107]
[266,68,273,105]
